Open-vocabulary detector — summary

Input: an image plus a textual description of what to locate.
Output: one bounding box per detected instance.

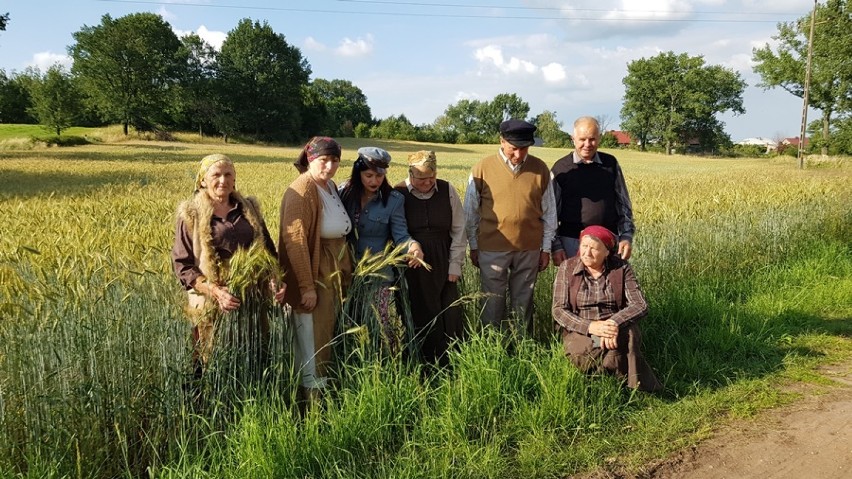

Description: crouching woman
[551,226,662,392]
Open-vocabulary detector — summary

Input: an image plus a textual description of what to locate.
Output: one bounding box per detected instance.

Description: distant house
[606,130,632,147]
[782,137,810,148]
[735,137,777,153]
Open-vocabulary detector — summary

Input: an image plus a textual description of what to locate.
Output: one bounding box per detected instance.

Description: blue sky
[0,0,817,141]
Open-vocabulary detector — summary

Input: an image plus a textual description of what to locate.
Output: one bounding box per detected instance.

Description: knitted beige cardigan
[277,172,323,309]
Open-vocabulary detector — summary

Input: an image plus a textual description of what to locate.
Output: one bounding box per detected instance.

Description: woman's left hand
[407,244,424,268]
[601,335,619,350]
[212,285,241,312]
[270,280,287,305]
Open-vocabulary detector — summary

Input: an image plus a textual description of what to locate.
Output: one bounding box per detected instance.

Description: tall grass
[1,141,850,477]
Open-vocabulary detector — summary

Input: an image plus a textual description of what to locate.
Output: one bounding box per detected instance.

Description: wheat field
[1,138,850,477]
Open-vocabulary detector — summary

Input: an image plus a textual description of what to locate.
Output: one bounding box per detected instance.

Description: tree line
[1,3,850,154]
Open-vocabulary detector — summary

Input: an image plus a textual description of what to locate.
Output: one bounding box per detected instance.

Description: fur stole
[176,190,266,286]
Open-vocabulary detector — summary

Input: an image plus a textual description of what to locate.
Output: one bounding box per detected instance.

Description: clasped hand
[588,319,619,350]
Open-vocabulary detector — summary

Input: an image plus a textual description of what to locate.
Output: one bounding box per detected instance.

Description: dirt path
[644,362,852,479]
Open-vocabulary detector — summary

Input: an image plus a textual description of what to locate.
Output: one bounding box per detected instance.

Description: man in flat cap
[464,119,557,334]
[550,116,636,265]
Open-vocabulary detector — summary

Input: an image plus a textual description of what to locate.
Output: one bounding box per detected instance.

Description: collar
[571,256,609,277]
[404,177,439,194]
[572,151,601,165]
[499,148,527,168]
[364,188,386,204]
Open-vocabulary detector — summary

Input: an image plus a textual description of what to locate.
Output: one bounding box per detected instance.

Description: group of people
[171,115,662,398]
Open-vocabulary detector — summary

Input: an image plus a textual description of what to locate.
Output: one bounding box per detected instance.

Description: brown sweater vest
[471,154,550,251]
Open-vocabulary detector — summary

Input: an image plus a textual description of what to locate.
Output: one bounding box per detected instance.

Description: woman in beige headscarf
[394,151,466,366]
[172,153,285,367]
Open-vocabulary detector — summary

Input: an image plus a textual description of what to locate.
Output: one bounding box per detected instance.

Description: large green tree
[0,70,35,123]
[532,110,571,148]
[309,78,372,137]
[439,93,530,144]
[176,33,220,136]
[621,51,745,154]
[70,13,185,135]
[370,114,416,140]
[217,18,310,141]
[442,98,482,143]
[478,93,530,139]
[28,65,82,136]
[752,0,852,155]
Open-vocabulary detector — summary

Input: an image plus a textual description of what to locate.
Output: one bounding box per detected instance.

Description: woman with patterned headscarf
[279,137,353,402]
[172,153,284,368]
[552,225,662,392]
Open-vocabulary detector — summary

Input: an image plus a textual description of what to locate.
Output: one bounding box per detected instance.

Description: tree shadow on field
[3,144,195,163]
[335,138,479,156]
[0,169,150,199]
[642,289,851,397]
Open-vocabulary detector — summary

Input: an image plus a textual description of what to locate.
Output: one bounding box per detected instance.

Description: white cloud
[157,6,177,23]
[474,45,504,66]
[303,36,327,52]
[336,34,374,57]
[195,26,226,51]
[541,63,567,83]
[606,0,693,21]
[172,25,227,51]
[475,45,537,74]
[31,52,72,71]
[455,91,485,102]
[506,57,538,74]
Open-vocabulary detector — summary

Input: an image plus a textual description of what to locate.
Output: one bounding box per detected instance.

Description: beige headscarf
[407,150,437,179]
[194,153,234,191]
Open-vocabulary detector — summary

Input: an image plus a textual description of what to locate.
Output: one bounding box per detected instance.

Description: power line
[335,0,800,17]
[95,0,801,23]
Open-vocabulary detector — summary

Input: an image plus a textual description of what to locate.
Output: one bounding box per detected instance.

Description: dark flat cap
[500,119,537,147]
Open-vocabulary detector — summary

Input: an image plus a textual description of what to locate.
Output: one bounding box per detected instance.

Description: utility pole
[798,0,818,169]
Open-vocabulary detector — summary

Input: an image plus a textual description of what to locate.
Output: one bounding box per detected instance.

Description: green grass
[0,123,104,140]
[0,135,850,478]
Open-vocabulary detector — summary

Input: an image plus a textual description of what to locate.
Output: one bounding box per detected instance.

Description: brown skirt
[303,236,352,379]
[562,323,663,392]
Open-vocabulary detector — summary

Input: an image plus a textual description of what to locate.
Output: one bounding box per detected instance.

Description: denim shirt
[341,187,412,263]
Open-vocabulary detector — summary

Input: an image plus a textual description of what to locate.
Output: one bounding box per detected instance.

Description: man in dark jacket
[551,116,636,265]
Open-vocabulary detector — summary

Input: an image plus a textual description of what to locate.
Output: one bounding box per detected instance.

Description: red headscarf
[579,225,617,251]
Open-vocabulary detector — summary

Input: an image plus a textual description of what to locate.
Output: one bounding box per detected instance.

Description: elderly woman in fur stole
[171,154,285,369]
[552,225,662,392]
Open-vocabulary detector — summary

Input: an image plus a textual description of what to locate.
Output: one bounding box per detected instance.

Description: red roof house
[607,130,632,146]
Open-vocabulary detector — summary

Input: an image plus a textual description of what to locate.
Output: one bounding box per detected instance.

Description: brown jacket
[174,191,268,316]
[278,172,323,307]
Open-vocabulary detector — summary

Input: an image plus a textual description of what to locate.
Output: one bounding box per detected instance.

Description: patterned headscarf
[579,225,617,252]
[407,150,437,179]
[195,153,234,191]
[294,136,341,173]
[305,136,342,161]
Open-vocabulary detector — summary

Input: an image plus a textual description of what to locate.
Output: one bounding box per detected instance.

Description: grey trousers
[478,249,540,332]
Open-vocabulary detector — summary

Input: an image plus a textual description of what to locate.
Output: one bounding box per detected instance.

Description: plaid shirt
[552,257,648,335]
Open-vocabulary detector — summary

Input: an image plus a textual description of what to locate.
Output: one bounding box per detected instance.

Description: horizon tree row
[1,6,850,154]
